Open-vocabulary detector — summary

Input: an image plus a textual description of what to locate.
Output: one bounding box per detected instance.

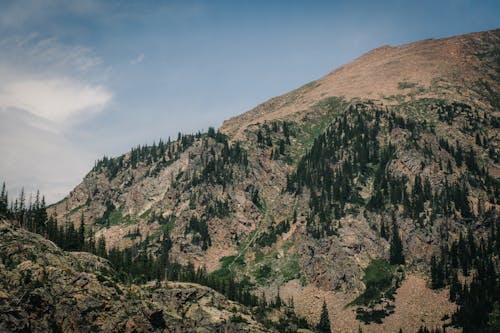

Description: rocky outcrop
[0,221,269,332]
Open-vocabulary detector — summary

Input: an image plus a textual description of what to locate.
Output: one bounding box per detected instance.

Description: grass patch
[158,216,176,234]
[281,240,293,251]
[107,209,123,226]
[210,256,242,281]
[351,260,401,325]
[68,204,85,216]
[288,96,346,161]
[398,81,417,90]
[282,254,301,282]
[94,205,139,227]
[122,214,139,226]
[139,208,152,219]
[220,255,245,270]
[351,259,396,306]
[254,249,264,263]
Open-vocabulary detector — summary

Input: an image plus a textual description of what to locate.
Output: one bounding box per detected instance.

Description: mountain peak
[221,28,500,141]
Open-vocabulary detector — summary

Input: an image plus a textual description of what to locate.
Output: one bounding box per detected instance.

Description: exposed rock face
[45,28,500,331]
[0,221,269,332]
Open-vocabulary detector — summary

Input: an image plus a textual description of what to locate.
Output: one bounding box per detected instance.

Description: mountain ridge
[221,28,500,141]
[35,28,500,332]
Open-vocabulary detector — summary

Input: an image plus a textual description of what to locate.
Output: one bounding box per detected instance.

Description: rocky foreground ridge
[0,221,270,332]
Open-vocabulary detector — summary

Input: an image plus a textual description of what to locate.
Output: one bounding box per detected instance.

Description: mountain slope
[46,28,500,332]
[221,29,500,141]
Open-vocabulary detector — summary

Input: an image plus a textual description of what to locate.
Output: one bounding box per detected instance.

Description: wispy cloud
[0,0,101,30]
[0,34,103,73]
[0,33,112,202]
[129,53,145,65]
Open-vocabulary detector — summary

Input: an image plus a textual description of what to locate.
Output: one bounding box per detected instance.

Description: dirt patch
[277,274,459,332]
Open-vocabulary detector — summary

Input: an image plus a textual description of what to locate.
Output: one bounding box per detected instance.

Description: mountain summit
[222,29,499,141]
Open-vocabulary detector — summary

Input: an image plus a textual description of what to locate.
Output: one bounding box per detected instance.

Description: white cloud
[0,33,112,202]
[0,77,111,126]
[129,53,145,65]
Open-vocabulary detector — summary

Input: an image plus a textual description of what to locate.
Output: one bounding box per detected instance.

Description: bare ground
[277,274,459,333]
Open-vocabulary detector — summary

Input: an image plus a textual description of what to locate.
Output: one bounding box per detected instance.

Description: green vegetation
[389,219,405,265]
[317,300,331,333]
[219,255,245,270]
[67,204,85,216]
[255,219,290,247]
[107,209,123,226]
[255,263,272,283]
[157,214,176,234]
[288,105,392,238]
[139,208,152,219]
[190,128,248,189]
[287,99,497,241]
[255,120,295,162]
[397,81,417,89]
[289,97,345,161]
[430,225,500,333]
[351,260,400,325]
[352,259,396,306]
[93,203,138,227]
[281,254,301,282]
[92,133,198,180]
[185,215,211,250]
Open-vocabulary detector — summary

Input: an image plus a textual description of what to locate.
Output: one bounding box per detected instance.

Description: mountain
[6,28,499,332]
[221,29,499,141]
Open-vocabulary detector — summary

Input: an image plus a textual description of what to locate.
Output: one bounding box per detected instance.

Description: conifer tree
[317,300,331,333]
[97,235,107,258]
[0,182,8,216]
[390,220,405,265]
[380,220,388,240]
[78,213,85,250]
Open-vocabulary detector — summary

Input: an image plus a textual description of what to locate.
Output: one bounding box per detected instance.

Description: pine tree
[431,255,438,288]
[380,220,388,240]
[78,213,85,250]
[0,182,7,216]
[317,300,331,333]
[97,235,107,258]
[390,220,405,265]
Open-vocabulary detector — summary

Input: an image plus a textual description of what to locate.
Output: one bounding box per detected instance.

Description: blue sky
[0,0,499,203]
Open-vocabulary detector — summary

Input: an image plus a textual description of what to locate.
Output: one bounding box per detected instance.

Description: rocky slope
[0,220,270,332]
[46,28,500,331]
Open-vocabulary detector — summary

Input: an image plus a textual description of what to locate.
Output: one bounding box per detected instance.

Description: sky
[0,0,499,204]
